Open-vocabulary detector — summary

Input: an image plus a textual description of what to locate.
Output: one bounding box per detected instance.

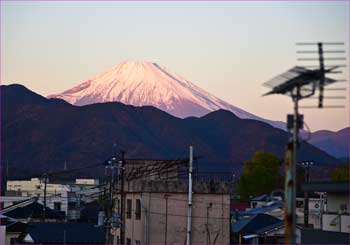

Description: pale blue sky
[1,1,349,131]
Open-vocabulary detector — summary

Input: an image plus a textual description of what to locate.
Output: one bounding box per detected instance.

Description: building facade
[113,180,232,245]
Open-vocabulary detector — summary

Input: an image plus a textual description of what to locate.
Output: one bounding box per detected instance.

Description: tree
[237,151,280,201]
[331,164,349,182]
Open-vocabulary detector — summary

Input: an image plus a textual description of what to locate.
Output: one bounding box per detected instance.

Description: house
[19,222,105,244]
[1,198,65,222]
[231,213,302,244]
[0,214,27,244]
[6,178,101,220]
[301,182,349,233]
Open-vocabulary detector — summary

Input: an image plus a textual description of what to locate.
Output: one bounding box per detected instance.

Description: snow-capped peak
[48,60,284,129]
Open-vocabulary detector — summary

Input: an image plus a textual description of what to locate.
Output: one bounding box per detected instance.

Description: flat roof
[301,182,349,193]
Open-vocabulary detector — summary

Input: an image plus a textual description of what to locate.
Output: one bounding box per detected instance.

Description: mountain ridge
[48,60,285,129]
[2,84,339,179]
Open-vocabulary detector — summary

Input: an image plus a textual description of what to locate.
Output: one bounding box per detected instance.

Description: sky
[1,1,349,132]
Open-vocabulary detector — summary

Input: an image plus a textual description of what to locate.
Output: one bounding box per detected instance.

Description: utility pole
[105,155,117,244]
[302,161,314,227]
[164,194,170,245]
[186,146,193,245]
[43,173,48,221]
[119,150,126,245]
[263,41,345,244]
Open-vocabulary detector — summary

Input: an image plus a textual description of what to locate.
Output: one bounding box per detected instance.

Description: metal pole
[43,173,48,221]
[304,164,310,227]
[186,146,193,245]
[318,42,325,108]
[285,87,299,244]
[120,151,126,245]
[291,89,299,243]
[284,141,293,243]
[165,194,169,245]
[105,155,117,244]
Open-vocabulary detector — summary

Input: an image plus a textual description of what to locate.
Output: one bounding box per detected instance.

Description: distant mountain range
[310,128,350,159]
[48,60,285,130]
[1,84,340,179]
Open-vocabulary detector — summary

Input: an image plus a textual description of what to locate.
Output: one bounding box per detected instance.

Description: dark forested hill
[1,84,339,179]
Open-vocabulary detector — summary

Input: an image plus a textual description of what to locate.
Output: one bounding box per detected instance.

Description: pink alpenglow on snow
[48,61,284,129]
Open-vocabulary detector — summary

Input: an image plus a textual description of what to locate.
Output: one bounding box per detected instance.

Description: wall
[114,192,230,245]
[322,214,350,233]
[326,193,349,213]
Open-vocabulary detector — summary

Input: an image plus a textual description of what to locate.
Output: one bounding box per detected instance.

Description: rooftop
[231,213,282,234]
[301,182,349,193]
[23,222,105,244]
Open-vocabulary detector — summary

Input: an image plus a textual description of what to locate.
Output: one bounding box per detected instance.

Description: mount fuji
[48,61,284,129]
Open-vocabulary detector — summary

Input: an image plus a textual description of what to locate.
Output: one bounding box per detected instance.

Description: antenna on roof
[262,41,347,244]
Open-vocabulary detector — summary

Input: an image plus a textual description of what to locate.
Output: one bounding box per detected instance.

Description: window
[126,238,131,245]
[135,199,141,220]
[54,202,61,211]
[68,202,76,210]
[296,200,304,208]
[127,199,132,219]
[117,199,120,213]
[340,204,348,212]
[135,240,141,245]
[10,238,18,245]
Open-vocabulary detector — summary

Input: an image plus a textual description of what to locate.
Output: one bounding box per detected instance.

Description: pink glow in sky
[1,1,349,131]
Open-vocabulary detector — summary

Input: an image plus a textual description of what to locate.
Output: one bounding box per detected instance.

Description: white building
[302,182,349,233]
[6,178,101,220]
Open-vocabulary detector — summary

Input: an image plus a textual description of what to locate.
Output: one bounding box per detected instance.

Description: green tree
[331,164,349,182]
[237,151,280,201]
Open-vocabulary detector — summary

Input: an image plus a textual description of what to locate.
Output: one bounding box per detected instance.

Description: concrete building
[113,180,233,245]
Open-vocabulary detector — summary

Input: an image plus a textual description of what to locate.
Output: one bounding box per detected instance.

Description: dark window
[117,199,120,213]
[10,238,17,245]
[127,199,132,219]
[54,202,61,211]
[135,240,141,245]
[68,202,76,209]
[296,200,304,208]
[126,238,131,245]
[135,199,141,220]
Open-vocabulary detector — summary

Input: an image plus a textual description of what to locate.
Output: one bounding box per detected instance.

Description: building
[113,179,233,245]
[0,214,27,245]
[301,182,349,233]
[6,178,101,220]
[1,198,65,222]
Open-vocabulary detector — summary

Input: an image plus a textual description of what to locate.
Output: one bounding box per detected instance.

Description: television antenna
[263,42,347,244]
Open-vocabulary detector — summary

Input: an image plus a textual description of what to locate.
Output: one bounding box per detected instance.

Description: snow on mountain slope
[48,61,285,129]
